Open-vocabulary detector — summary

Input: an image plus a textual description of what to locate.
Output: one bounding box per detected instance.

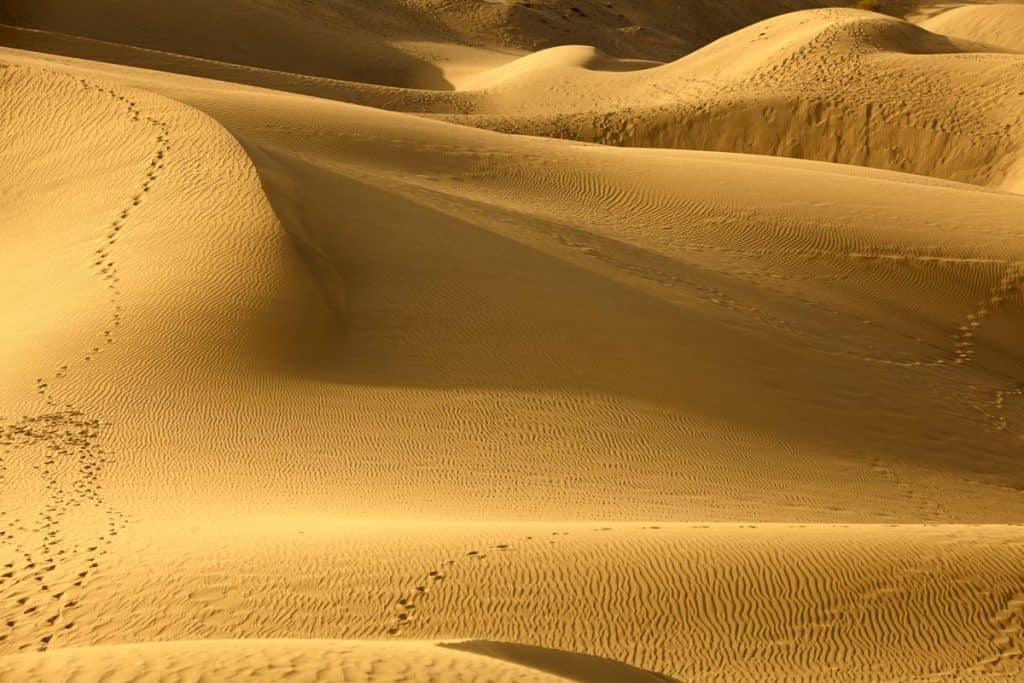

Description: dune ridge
[921,3,1024,50]
[6,7,1024,190]
[0,637,683,681]
[0,639,588,682]
[0,0,843,70]
[6,49,1024,523]
[439,8,1024,190]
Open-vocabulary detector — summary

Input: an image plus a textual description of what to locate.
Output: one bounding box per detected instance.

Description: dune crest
[456,44,660,91]
[921,3,1024,51]
[439,8,1024,190]
[4,6,1024,191]
[0,639,580,681]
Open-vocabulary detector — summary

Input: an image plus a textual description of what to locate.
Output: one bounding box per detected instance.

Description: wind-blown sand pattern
[1,1,1024,680]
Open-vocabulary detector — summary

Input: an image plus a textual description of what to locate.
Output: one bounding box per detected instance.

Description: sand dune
[440,8,1024,190]
[3,517,1024,679]
[921,3,1024,50]
[457,45,660,91]
[2,1,1024,680]
[0,638,682,681]
[0,0,460,88]
[0,639,634,682]
[7,6,1022,190]
[4,51,1024,522]
[0,0,842,73]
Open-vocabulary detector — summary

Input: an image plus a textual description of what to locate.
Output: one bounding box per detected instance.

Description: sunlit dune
[2,1,1024,680]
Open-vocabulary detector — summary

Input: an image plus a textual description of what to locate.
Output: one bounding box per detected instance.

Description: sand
[1,1,1023,680]
[920,3,1024,50]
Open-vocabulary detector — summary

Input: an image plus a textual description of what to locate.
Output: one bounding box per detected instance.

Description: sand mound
[4,519,1023,680]
[5,7,1022,190]
[458,44,658,91]
[0,0,454,88]
[0,639,605,681]
[921,3,1024,51]
[434,8,1024,189]
[3,48,1024,527]
[0,0,840,73]
[2,4,1024,681]
[0,638,680,681]
[0,24,467,113]
[410,0,837,61]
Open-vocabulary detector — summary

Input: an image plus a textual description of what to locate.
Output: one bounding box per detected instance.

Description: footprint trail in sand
[0,70,170,652]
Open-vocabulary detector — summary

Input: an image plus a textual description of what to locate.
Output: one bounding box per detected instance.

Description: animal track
[0,69,170,653]
[381,527,677,637]
[383,536,542,636]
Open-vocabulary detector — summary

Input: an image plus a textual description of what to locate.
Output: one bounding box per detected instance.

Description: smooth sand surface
[2,1,1024,680]
[921,3,1024,50]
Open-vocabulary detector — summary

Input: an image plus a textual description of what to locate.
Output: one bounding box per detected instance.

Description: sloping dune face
[392,0,838,60]
[450,8,1024,190]
[0,0,838,70]
[2,1,1024,681]
[0,0,457,88]
[0,640,612,682]
[6,5,1021,190]
[921,3,1024,51]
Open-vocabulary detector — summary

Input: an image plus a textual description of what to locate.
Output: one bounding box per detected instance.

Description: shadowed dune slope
[3,52,1024,526]
[0,0,840,74]
[0,640,590,682]
[0,23,469,111]
[0,638,681,682]
[441,641,680,682]
[0,0,839,98]
[0,0,457,88]
[386,0,838,60]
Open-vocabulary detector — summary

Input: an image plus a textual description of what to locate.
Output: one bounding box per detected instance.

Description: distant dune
[921,2,1024,50]
[5,5,1023,190]
[440,8,1024,191]
[2,1,1024,680]
[0,0,841,69]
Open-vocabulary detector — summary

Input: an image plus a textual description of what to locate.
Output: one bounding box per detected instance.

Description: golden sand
[2,1,1023,680]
